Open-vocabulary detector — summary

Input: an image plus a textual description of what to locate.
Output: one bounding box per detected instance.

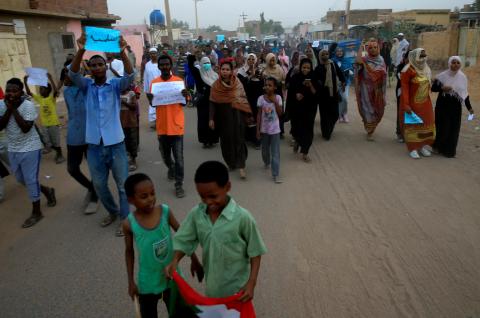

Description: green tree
[171,19,189,30]
[474,0,480,10]
[206,25,223,33]
[259,12,284,35]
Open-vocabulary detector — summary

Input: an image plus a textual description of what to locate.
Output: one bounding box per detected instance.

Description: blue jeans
[158,135,184,188]
[87,142,129,219]
[261,133,280,177]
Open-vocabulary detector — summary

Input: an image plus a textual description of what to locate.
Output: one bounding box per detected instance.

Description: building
[0,0,119,85]
[391,9,451,26]
[323,9,392,31]
[114,24,150,68]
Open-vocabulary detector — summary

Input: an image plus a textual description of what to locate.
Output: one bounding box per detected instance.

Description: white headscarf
[196,56,218,87]
[237,53,258,78]
[436,56,468,101]
[403,48,431,81]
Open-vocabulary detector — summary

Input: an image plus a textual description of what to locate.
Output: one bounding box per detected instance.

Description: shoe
[42,148,52,154]
[55,155,66,164]
[167,168,175,181]
[115,223,124,237]
[129,159,137,172]
[84,201,98,215]
[273,176,283,184]
[366,133,374,141]
[302,154,311,163]
[343,116,350,123]
[293,142,299,153]
[289,139,295,147]
[22,214,43,228]
[420,146,431,157]
[100,214,117,227]
[46,188,56,207]
[409,150,421,159]
[396,134,405,143]
[239,169,246,179]
[175,186,185,198]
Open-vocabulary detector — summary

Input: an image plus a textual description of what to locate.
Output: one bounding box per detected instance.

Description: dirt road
[0,87,479,317]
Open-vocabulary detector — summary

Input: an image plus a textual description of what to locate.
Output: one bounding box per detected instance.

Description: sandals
[22,214,43,228]
[100,215,117,227]
[115,223,124,237]
[302,154,312,163]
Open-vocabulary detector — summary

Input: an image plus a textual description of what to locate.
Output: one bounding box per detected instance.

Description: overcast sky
[107,0,470,29]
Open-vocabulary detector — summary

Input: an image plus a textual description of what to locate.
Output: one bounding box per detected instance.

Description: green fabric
[173,197,267,297]
[128,204,173,294]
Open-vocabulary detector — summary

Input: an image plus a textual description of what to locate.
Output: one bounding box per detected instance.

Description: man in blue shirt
[69,33,135,236]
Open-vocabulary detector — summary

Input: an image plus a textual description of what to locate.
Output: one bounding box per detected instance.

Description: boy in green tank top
[123,173,204,318]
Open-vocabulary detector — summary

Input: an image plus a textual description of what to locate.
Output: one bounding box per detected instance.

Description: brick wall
[37,0,108,15]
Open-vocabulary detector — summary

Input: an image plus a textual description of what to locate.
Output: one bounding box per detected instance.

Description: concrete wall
[0,0,109,15]
[0,13,70,78]
[392,11,450,26]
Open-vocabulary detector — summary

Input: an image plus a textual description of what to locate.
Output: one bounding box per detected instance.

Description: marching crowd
[0,30,475,317]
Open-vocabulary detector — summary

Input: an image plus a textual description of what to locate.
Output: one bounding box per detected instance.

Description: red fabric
[172,271,256,318]
[0,87,4,100]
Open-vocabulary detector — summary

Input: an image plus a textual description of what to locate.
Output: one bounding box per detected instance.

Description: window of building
[61,34,75,50]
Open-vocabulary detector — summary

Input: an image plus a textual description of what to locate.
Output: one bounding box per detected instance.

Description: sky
[107,0,471,29]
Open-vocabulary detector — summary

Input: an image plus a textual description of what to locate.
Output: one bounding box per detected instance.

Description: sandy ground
[0,85,479,318]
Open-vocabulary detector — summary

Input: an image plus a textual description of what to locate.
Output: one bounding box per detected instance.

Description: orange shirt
[150,75,185,136]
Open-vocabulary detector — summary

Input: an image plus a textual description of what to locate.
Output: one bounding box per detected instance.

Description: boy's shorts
[40,125,61,148]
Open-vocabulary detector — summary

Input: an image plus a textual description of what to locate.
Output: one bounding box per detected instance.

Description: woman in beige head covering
[400,48,435,159]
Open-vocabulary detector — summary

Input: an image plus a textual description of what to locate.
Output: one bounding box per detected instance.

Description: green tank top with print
[128,204,173,294]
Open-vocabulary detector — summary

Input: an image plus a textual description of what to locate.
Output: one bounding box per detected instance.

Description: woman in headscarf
[390,38,399,68]
[289,58,318,162]
[189,55,219,148]
[305,46,318,69]
[314,49,345,140]
[263,53,286,136]
[333,47,353,123]
[278,48,290,74]
[431,56,474,158]
[209,60,252,179]
[237,53,264,148]
[400,48,435,159]
[354,39,387,141]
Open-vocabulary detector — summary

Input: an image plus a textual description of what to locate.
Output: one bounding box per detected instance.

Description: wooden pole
[164,0,174,45]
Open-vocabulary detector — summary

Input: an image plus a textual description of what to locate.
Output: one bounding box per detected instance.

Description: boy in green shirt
[165,161,267,301]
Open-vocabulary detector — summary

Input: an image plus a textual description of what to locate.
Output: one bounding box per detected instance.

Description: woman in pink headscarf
[278,49,290,75]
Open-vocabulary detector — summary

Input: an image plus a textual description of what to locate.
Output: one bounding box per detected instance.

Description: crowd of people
[0,30,475,317]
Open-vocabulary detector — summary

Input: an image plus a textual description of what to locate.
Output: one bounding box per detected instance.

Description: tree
[171,19,189,30]
[206,25,223,33]
[474,0,480,10]
[259,12,284,35]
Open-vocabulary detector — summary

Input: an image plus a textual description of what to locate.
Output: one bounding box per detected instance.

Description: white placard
[151,81,186,106]
[467,113,474,121]
[25,67,48,87]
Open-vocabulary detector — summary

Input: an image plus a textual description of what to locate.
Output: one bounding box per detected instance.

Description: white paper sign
[467,113,474,121]
[25,67,48,87]
[197,305,240,318]
[151,81,186,106]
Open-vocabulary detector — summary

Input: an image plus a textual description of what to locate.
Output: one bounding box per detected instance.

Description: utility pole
[344,0,351,32]
[240,12,248,32]
[164,0,173,45]
[194,0,203,37]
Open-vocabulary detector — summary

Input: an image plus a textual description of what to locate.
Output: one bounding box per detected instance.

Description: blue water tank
[149,10,165,27]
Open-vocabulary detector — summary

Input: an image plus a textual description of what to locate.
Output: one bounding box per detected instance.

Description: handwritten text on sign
[151,81,186,106]
[85,26,121,53]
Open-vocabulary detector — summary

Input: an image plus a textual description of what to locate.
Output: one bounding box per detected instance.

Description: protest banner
[85,26,121,53]
[151,81,186,106]
[25,67,48,87]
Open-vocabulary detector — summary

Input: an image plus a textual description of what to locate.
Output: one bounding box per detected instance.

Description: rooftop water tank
[149,10,165,27]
